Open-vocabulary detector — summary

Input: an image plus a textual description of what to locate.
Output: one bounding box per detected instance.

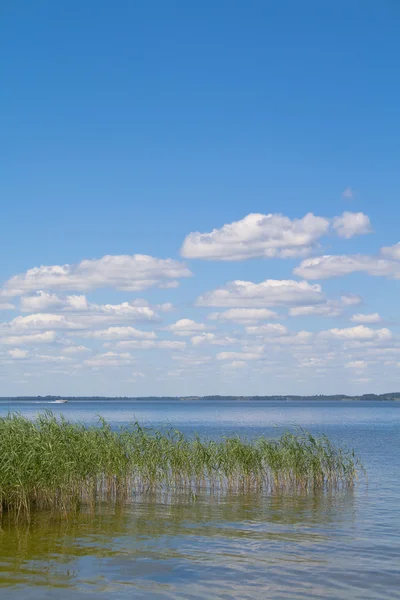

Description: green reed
[0,412,363,520]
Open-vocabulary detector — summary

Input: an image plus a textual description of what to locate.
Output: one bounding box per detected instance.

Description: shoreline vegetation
[0,412,363,522]
[0,393,399,402]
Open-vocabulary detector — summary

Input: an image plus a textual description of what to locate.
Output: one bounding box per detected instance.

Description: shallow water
[0,400,399,599]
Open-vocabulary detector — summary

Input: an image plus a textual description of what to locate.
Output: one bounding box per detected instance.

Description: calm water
[0,400,399,599]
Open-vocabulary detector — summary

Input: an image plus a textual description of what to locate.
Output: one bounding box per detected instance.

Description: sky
[1,0,400,396]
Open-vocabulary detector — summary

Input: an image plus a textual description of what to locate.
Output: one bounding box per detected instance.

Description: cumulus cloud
[156,303,175,312]
[181,212,329,260]
[245,323,288,336]
[157,340,187,350]
[294,254,398,280]
[20,291,64,312]
[277,331,314,345]
[8,348,28,359]
[5,313,84,331]
[84,352,134,367]
[181,211,370,261]
[208,308,279,323]
[191,333,237,346]
[83,326,156,340]
[295,244,400,280]
[110,340,156,350]
[32,354,72,364]
[381,242,400,260]
[167,319,208,336]
[0,303,16,310]
[216,351,263,361]
[325,325,391,342]
[3,254,192,296]
[62,345,91,354]
[114,340,186,351]
[332,212,372,239]
[351,313,381,324]
[289,303,342,317]
[341,294,362,306]
[171,354,212,366]
[21,293,160,324]
[63,295,89,310]
[197,279,325,308]
[1,331,57,345]
[220,360,247,370]
[289,294,363,317]
[81,301,158,322]
[346,360,367,370]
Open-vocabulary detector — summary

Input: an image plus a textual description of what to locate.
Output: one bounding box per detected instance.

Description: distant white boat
[53,399,68,404]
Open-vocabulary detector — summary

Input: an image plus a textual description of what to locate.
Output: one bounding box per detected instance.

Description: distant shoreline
[0,394,399,402]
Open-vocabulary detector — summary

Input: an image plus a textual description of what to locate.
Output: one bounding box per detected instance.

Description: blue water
[0,400,399,599]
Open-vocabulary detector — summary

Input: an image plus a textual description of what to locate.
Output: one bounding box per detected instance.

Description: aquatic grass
[0,412,363,521]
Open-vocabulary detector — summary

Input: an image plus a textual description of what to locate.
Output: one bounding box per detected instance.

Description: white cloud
[83,301,158,322]
[64,295,90,310]
[346,360,367,370]
[111,340,157,350]
[6,313,84,331]
[4,254,192,296]
[33,354,72,363]
[181,211,371,261]
[1,331,57,345]
[83,326,156,340]
[289,303,342,317]
[21,293,160,323]
[20,291,64,312]
[325,325,391,342]
[181,212,330,260]
[342,187,355,199]
[114,340,186,350]
[220,360,247,370]
[191,333,237,346]
[0,303,16,310]
[157,340,187,350]
[208,308,279,323]
[381,242,400,260]
[332,212,372,239]
[197,279,325,308]
[245,323,288,337]
[341,294,362,306]
[295,245,400,280]
[278,331,314,345]
[84,352,134,367]
[216,351,263,361]
[351,313,381,324]
[365,347,400,357]
[289,293,363,317]
[8,348,28,359]
[167,319,208,336]
[171,354,212,366]
[62,345,91,354]
[156,302,174,312]
[122,371,146,382]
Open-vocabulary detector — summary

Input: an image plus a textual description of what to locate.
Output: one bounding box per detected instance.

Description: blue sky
[1,1,400,396]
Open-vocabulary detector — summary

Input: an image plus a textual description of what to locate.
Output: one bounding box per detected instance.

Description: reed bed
[0,412,363,520]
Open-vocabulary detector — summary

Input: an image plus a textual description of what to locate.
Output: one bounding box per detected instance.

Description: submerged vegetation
[0,412,363,521]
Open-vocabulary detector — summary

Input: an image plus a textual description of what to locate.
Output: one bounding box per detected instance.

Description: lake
[0,400,399,599]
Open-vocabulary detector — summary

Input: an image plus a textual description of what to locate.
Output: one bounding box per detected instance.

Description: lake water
[0,400,399,599]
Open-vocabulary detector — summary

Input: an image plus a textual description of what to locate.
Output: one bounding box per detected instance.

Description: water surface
[0,400,399,599]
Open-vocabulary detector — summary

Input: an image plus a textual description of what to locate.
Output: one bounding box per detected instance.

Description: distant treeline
[1,393,400,402]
